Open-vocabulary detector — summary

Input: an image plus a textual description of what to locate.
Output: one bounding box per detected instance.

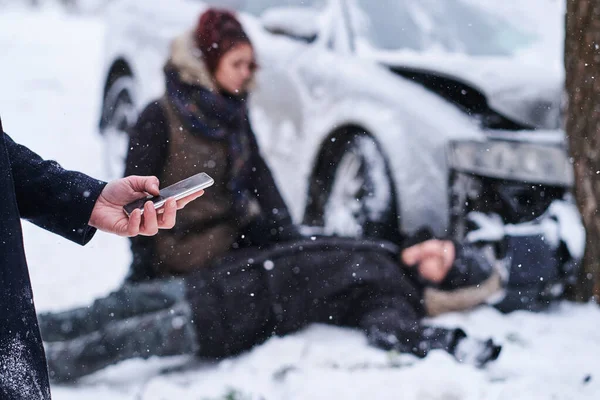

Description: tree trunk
[565,0,600,301]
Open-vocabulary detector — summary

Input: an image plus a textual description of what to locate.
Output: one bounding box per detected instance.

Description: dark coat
[0,119,105,399]
[124,101,299,282]
[186,236,491,358]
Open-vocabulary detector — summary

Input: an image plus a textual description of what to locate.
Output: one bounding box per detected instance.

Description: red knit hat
[194,8,252,73]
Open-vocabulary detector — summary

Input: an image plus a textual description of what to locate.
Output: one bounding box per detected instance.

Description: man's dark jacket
[0,118,106,399]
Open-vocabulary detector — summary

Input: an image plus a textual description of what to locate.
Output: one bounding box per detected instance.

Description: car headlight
[447,140,573,186]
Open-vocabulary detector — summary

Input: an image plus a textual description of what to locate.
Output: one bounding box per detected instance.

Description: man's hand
[88,176,204,237]
[401,239,455,283]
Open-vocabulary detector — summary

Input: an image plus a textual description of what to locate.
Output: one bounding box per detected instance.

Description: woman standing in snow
[124,8,298,282]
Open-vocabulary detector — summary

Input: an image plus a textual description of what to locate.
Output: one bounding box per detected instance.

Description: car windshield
[347,0,536,57]
[237,0,326,16]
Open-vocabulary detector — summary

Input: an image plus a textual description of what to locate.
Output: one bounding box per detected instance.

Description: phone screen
[123,172,214,216]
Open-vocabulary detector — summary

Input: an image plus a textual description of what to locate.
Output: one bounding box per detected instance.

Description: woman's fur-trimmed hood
[167,30,219,92]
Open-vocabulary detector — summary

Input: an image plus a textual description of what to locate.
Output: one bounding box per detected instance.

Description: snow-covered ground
[1,5,600,400]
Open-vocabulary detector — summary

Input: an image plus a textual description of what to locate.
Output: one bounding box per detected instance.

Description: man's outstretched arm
[5,132,107,244]
[4,133,203,243]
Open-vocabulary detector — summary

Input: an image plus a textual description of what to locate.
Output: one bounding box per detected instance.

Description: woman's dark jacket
[125,100,298,282]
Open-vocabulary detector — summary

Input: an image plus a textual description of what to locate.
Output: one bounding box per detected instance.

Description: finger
[127,209,142,237]
[401,240,443,265]
[440,241,455,271]
[175,190,204,210]
[126,176,160,197]
[401,244,422,266]
[140,200,159,236]
[419,256,446,283]
[159,198,177,229]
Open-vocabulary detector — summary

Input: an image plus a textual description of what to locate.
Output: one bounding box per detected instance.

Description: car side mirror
[261,7,320,43]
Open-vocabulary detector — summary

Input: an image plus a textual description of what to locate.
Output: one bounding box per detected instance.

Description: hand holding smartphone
[123,172,214,216]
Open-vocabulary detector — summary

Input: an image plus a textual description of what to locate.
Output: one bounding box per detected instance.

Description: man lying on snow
[40,196,585,382]
[39,197,583,383]
[40,234,505,383]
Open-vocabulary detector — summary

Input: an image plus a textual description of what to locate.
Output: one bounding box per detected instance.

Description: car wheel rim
[101,76,136,179]
[103,127,130,179]
[323,136,393,237]
[324,150,365,236]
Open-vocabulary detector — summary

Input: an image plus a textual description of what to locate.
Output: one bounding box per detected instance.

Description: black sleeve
[439,242,495,290]
[356,289,464,359]
[355,289,429,357]
[344,253,428,356]
[124,101,169,282]
[123,101,169,178]
[4,133,106,245]
[246,124,300,242]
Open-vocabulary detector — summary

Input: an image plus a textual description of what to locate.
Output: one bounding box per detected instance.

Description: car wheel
[303,132,400,241]
[99,74,137,180]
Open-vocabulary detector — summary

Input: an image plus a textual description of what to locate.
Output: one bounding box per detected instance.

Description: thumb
[401,244,422,266]
[126,176,160,196]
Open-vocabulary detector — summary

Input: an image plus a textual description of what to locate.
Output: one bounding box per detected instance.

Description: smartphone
[123,172,214,216]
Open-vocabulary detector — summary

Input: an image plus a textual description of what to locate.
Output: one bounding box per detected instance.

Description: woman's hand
[88,176,204,237]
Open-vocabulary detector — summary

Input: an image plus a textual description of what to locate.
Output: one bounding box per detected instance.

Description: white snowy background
[1,2,600,399]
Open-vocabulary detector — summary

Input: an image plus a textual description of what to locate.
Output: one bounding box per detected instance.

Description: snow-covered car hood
[370,52,564,130]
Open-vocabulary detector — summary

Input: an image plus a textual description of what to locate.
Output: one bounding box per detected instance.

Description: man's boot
[39,278,186,342]
[45,302,198,383]
[449,328,502,367]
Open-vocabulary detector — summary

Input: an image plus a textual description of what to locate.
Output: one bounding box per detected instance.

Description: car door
[240,0,343,221]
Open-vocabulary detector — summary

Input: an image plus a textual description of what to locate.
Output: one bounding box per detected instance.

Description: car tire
[99,74,137,180]
[303,131,400,241]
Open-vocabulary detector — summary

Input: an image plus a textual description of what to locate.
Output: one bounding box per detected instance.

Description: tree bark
[565,0,600,301]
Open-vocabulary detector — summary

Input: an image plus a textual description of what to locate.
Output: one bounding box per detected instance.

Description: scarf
[165,65,254,217]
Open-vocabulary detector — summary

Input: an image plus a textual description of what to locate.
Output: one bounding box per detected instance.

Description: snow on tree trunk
[565,0,600,301]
